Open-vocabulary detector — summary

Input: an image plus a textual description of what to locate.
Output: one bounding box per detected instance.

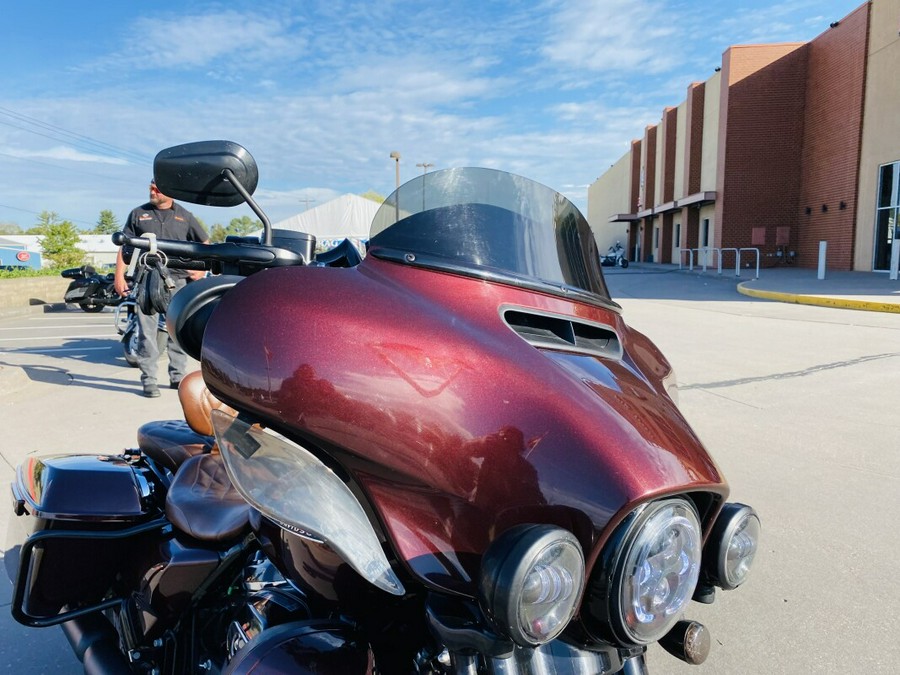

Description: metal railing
[735,248,760,279]
[676,247,760,278]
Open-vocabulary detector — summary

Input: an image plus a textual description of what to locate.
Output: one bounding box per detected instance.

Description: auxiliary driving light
[478,524,585,647]
[704,503,760,591]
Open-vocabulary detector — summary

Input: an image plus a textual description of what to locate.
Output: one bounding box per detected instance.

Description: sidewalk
[734,267,900,313]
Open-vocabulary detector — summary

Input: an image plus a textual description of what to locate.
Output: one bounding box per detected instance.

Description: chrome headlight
[478,524,584,647]
[588,499,702,645]
[704,503,760,590]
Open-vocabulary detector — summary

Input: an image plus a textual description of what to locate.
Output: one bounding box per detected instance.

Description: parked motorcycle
[62,264,124,312]
[599,242,629,268]
[6,141,760,674]
[114,294,169,368]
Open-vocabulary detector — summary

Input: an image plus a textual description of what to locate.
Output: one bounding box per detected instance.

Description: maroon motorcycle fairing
[200,254,727,596]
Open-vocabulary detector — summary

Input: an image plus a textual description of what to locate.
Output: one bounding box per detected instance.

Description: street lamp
[390,151,402,222]
[416,162,434,175]
[390,151,401,189]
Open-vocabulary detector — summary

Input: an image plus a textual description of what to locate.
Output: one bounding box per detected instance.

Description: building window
[874,161,900,271]
[701,219,710,247]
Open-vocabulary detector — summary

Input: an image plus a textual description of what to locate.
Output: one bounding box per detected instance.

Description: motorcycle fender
[224,621,373,675]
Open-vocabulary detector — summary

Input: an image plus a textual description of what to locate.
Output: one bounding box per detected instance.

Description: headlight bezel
[585,498,703,647]
[477,524,585,647]
[703,502,760,591]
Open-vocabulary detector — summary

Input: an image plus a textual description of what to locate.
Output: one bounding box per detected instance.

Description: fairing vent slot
[503,309,622,359]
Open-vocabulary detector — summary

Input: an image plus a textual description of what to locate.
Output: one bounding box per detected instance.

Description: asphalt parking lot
[1,269,899,673]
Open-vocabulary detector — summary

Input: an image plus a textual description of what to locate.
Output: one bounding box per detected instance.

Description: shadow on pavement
[0,360,145,396]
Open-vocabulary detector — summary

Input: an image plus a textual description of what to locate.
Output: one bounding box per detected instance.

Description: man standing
[114,180,208,398]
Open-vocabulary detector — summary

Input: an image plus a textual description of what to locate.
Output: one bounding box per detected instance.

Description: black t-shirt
[123,202,208,278]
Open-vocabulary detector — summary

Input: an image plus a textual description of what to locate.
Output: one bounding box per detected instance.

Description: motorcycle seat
[165,453,251,543]
[137,420,211,474]
[138,371,237,473]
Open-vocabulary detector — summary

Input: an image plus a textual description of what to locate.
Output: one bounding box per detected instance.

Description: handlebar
[113,231,307,276]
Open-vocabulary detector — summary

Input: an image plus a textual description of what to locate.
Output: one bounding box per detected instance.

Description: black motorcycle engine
[226,587,310,659]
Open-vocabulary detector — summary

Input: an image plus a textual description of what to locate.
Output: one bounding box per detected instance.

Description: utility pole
[390,151,401,189]
[416,162,434,175]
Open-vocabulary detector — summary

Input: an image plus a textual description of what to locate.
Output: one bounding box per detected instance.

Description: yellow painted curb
[737,282,900,313]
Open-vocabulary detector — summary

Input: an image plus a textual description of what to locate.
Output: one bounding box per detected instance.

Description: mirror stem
[221,168,272,246]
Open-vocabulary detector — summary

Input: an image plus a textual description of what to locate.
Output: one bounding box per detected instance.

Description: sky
[0,0,863,232]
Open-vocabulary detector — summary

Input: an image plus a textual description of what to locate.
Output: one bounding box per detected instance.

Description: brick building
[588,0,900,273]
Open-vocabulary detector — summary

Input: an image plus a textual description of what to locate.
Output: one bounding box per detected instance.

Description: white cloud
[541,0,682,75]
[83,10,306,73]
[3,145,129,165]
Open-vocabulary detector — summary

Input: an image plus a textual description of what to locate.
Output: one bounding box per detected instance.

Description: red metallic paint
[201,255,727,595]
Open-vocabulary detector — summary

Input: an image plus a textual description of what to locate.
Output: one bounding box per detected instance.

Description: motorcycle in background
[6,141,760,675]
[62,264,124,312]
[600,241,629,268]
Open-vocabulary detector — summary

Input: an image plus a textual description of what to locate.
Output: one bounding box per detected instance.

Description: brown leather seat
[153,372,249,542]
[137,420,211,474]
[165,453,251,542]
[138,371,236,473]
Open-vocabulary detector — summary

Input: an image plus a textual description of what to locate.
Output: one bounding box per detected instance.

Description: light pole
[390,151,401,189]
[416,162,434,175]
[390,151,401,222]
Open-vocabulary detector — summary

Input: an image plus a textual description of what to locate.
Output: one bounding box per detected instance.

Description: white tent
[267,194,380,250]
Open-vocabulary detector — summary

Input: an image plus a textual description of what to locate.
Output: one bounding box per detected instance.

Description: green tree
[209,223,227,243]
[36,211,85,268]
[0,222,22,235]
[92,209,120,234]
[228,216,261,236]
[360,190,385,203]
[209,216,261,243]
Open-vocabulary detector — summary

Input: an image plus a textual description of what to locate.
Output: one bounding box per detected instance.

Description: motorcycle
[114,294,169,368]
[599,242,629,268]
[62,264,124,312]
[6,141,760,674]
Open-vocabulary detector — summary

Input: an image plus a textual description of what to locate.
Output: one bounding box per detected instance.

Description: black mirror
[153,141,259,207]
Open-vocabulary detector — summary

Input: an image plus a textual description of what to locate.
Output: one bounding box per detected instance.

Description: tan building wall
[587,153,632,251]
[700,72,721,194]
[674,102,687,200]
[856,0,900,270]
[653,123,664,208]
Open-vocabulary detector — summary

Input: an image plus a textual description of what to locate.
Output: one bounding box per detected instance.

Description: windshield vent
[503,309,621,359]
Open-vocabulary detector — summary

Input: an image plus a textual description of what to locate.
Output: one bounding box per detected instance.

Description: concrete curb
[737,282,900,313]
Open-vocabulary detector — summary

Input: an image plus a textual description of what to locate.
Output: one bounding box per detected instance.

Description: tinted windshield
[369,168,614,308]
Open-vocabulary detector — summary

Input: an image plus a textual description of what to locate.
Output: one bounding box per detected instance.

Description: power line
[0,202,96,228]
[0,106,151,164]
[0,151,138,186]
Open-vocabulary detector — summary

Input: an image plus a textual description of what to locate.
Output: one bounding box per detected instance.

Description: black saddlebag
[5,454,166,627]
